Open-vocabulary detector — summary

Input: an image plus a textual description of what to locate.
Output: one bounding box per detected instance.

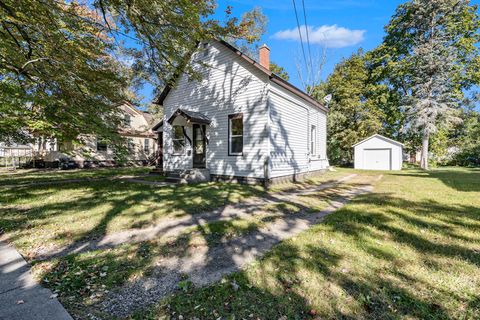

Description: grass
[133,174,166,182]
[0,166,151,186]
[134,167,480,320]
[2,167,479,319]
[0,177,264,258]
[0,169,347,258]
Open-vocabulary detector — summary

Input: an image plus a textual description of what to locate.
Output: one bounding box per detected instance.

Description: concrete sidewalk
[0,241,73,320]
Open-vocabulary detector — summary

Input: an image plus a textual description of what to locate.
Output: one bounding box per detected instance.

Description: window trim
[228,113,244,156]
[124,114,132,127]
[172,125,186,155]
[310,124,317,157]
[96,138,108,152]
[127,138,135,153]
[144,138,150,154]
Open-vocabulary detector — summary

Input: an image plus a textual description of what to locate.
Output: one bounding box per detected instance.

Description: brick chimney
[259,44,270,70]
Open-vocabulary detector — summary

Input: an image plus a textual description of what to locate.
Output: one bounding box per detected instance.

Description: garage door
[364,149,391,170]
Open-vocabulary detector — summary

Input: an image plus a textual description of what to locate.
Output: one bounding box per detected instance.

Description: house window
[127,138,135,152]
[229,113,243,155]
[202,43,209,58]
[124,114,131,127]
[144,138,150,154]
[172,126,185,154]
[96,138,108,152]
[310,125,317,156]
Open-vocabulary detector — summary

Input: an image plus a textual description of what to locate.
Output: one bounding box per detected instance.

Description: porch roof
[167,108,212,125]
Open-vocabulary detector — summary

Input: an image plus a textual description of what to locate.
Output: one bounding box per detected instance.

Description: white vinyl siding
[354,135,403,170]
[268,83,329,178]
[163,41,269,178]
[162,40,329,180]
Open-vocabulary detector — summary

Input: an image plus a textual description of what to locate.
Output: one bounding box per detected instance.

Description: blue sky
[216,0,404,86]
[136,0,480,106]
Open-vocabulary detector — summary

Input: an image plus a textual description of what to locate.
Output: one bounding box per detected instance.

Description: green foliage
[374,0,480,169]
[224,6,268,59]
[312,50,384,164]
[104,0,257,87]
[451,109,480,166]
[270,62,290,81]
[0,0,130,145]
[1,0,261,148]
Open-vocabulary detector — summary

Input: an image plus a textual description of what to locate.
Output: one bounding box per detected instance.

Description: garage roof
[353,134,404,148]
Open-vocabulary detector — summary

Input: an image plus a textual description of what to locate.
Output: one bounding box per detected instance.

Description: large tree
[377,0,480,169]
[1,0,261,145]
[0,0,130,144]
[313,50,384,164]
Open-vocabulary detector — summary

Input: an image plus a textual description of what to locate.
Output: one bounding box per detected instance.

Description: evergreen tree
[379,0,480,169]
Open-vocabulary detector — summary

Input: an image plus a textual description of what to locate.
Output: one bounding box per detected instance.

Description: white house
[59,102,158,167]
[353,134,404,170]
[1,102,158,168]
[153,40,329,184]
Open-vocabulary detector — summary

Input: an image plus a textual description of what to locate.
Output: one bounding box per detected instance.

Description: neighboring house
[0,142,34,168]
[1,102,158,168]
[56,102,158,167]
[353,134,404,171]
[153,40,329,184]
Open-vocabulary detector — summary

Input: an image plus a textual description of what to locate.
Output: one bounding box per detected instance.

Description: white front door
[364,149,391,170]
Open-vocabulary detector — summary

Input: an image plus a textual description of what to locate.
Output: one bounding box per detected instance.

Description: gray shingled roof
[167,108,211,125]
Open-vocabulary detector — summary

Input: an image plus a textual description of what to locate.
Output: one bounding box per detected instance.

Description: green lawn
[0,166,151,186]
[0,179,264,258]
[135,167,480,320]
[0,169,346,259]
[2,167,479,319]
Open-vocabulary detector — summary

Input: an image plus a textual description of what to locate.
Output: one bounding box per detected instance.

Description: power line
[301,0,314,75]
[292,0,309,77]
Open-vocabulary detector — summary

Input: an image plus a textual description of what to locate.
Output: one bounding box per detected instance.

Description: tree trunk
[420,132,429,170]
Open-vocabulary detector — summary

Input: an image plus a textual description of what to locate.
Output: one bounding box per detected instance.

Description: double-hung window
[124,114,132,127]
[228,113,243,155]
[127,138,135,152]
[96,138,108,152]
[172,126,185,154]
[144,139,150,154]
[310,125,317,156]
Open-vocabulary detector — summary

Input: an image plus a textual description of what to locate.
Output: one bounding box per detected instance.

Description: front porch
[165,168,211,184]
[152,108,211,178]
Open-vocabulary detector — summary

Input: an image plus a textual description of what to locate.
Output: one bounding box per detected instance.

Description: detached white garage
[353,134,404,171]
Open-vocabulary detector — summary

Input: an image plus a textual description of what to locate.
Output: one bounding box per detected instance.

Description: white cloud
[272,25,366,48]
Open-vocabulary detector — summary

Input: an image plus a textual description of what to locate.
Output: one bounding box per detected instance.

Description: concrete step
[165,177,180,183]
[166,172,180,178]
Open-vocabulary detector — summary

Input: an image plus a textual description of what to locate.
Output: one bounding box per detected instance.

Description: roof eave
[352,134,405,148]
[153,39,328,113]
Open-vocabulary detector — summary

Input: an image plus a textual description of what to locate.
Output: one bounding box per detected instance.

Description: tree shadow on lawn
[5,177,480,319]
[26,182,366,318]
[328,192,480,266]
[0,179,264,258]
[142,191,480,320]
[391,167,480,192]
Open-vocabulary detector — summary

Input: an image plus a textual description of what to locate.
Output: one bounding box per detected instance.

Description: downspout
[265,82,271,188]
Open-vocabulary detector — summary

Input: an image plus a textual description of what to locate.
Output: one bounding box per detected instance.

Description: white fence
[0,147,34,169]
